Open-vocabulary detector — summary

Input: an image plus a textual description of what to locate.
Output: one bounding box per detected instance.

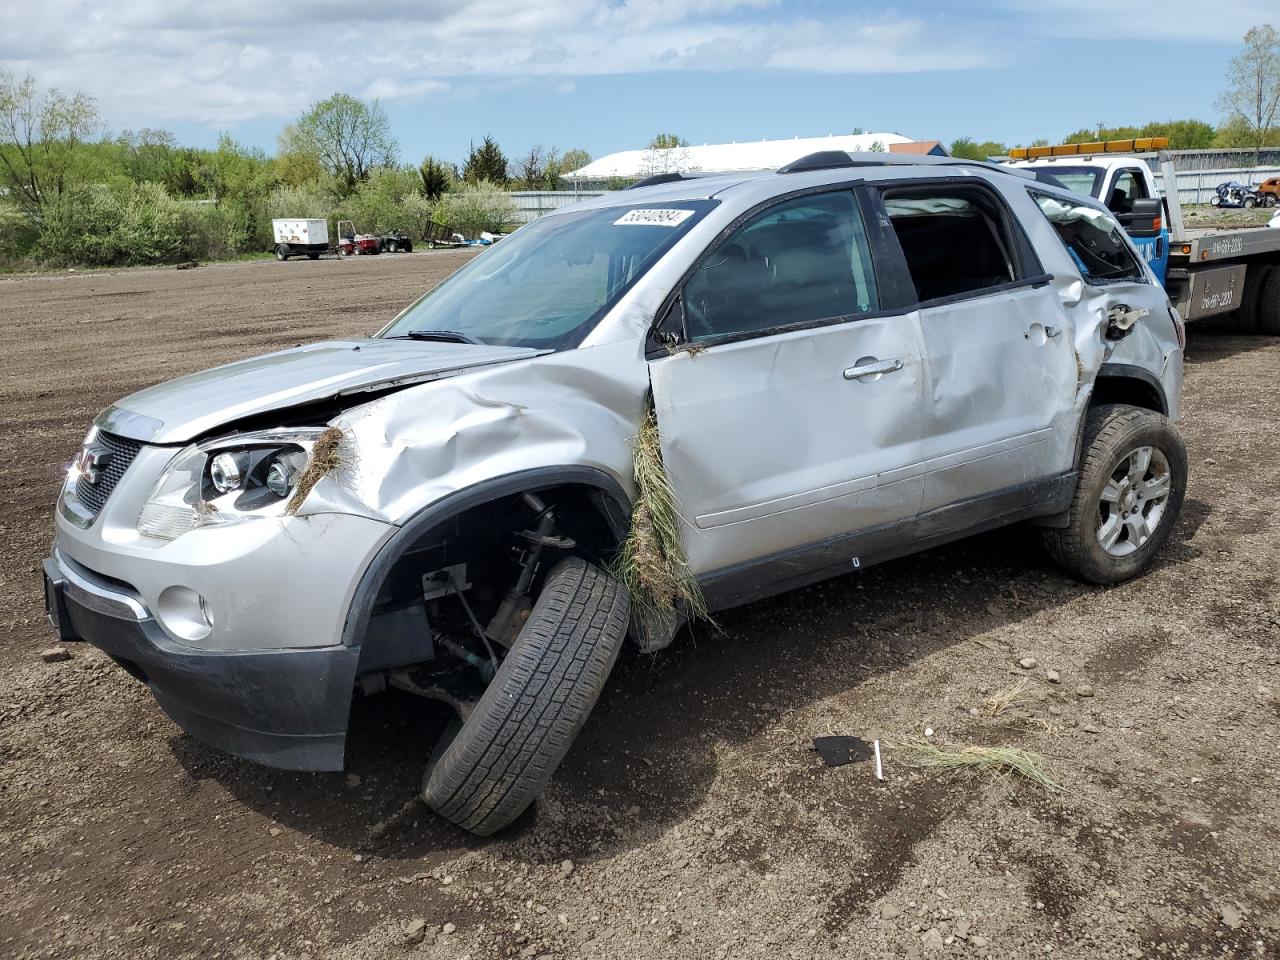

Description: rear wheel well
[1090,372,1166,416]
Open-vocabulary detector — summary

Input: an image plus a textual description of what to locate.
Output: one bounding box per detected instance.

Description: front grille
[73,431,143,517]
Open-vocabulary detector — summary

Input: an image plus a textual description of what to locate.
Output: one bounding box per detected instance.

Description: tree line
[2,24,1276,269]
[0,80,595,269]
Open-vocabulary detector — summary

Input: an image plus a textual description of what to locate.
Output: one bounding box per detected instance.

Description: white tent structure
[566,133,916,181]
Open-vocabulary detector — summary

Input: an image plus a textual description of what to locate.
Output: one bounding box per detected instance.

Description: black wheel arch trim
[1093,363,1168,415]
[340,466,631,649]
[1047,368,1172,529]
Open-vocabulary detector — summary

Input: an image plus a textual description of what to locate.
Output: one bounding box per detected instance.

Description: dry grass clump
[285,426,353,516]
[900,740,1062,793]
[985,678,1031,717]
[614,407,706,625]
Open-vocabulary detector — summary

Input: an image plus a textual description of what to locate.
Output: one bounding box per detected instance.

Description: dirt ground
[0,253,1277,960]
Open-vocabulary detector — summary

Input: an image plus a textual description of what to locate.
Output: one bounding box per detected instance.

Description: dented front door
[649,313,928,578]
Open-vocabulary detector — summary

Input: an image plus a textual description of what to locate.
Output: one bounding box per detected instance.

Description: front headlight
[137,428,330,541]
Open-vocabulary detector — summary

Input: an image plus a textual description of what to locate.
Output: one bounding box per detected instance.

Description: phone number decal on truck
[1209,236,1244,257]
[1184,264,1247,320]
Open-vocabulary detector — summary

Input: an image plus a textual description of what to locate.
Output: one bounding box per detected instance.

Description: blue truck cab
[1007,155,1169,285]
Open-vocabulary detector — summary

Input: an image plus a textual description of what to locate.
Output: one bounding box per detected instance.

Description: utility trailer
[1006,139,1280,333]
[272,219,329,261]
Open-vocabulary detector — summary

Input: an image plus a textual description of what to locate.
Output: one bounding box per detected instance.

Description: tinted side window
[1030,191,1144,283]
[1108,170,1148,213]
[879,187,1022,303]
[684,191,877,341]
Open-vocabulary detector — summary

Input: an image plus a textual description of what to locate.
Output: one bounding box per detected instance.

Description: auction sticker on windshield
[613,209,695,227]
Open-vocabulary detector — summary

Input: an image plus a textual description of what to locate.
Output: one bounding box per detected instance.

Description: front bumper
[44,551,360,771]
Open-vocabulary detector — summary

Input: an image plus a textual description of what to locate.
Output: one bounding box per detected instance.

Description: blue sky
[2,1,1269,165]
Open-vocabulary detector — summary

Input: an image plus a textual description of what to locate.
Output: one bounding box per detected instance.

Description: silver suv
[43,152,1186,835]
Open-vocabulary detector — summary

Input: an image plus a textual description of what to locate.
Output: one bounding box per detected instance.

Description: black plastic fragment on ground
[814,736,874,767]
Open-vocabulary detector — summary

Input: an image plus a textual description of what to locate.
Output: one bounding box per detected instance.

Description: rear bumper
[43,553,359,771]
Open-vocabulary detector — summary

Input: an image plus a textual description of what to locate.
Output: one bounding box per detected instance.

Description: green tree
[1217,24,1280,161]
[639,133,696,177]
[418,155,455,200]
[274,123,327,187]
[1060,120,1215,149]
[0,70,100,217]
[559,148,591,176]
[280,93,398,194]
[117,129,178,185]
[647,133,688,149]
[433,180,517,237]
[949,137,1008,160]
[462,136,509,185]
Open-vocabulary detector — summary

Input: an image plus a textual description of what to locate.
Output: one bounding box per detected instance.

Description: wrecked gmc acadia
[43,152,1186,835]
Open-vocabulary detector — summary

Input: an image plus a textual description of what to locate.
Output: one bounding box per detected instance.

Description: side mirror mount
[649,295,686,355]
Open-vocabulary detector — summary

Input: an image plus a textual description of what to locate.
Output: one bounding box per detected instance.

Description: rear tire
[1237,265,1271,333]
[1258,268,1280,336]
[1244,197,1257,209]
[386,240,398,253]
[275,245,289,261]
[422,557,629,835]
[1043,404,1186,585]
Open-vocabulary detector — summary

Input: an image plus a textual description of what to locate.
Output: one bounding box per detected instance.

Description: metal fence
[1152,167,1280,205]
[507,190,611,223]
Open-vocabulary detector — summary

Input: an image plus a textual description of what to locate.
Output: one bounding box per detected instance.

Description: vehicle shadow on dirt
[168,505,1211,867]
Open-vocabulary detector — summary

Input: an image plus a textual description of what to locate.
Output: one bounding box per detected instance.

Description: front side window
[380,201,715,350]
[1108,170,1148,213]
[683,191,878,341]
[1030,191,1144,283]
[880,187,1023,302]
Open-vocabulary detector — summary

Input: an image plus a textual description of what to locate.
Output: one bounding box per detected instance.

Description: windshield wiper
[393,329,484,345]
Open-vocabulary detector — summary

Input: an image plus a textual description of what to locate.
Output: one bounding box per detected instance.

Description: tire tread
[1043,403,1186,584]
[422,558,629,835]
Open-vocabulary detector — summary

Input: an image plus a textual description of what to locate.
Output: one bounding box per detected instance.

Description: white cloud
[1003,0,1274,42]
[0,1,991,128]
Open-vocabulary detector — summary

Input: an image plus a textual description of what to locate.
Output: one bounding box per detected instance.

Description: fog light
[209,452,244,494]
[157,586,214,644]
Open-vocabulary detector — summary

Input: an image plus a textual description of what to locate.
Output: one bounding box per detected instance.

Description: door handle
[1045,325,1062,338]
[843,357,904,381]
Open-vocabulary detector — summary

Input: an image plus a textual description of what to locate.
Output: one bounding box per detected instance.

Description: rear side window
[879,186,1031,303]
[1030,191,1144,283]
[683,191,878,341]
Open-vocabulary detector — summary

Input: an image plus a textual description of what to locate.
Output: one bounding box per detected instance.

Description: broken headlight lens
[137,429,329,541]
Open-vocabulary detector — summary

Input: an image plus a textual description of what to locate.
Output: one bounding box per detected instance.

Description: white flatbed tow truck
[1006,138,1280,332]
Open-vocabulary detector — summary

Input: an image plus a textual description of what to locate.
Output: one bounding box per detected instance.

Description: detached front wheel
[422,557,629,835]
[1044,404,1187,584]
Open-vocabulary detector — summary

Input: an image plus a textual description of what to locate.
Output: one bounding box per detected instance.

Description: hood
[96,338,544,444]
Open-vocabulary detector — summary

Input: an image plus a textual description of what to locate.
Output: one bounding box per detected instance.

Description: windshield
[1031,166,1105,198]
[379,200,716,350]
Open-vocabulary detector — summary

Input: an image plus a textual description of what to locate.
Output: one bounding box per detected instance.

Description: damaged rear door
[873,181,1080,512]
[647,188,928,582]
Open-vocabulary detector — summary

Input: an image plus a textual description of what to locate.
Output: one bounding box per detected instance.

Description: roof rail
[626,173,695,190]
[778,150,858,174]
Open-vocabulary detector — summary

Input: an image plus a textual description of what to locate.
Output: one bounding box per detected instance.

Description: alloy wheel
[1096,445,1172,557]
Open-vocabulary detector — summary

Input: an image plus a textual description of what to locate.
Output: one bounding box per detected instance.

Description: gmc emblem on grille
[75,444,112,485]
